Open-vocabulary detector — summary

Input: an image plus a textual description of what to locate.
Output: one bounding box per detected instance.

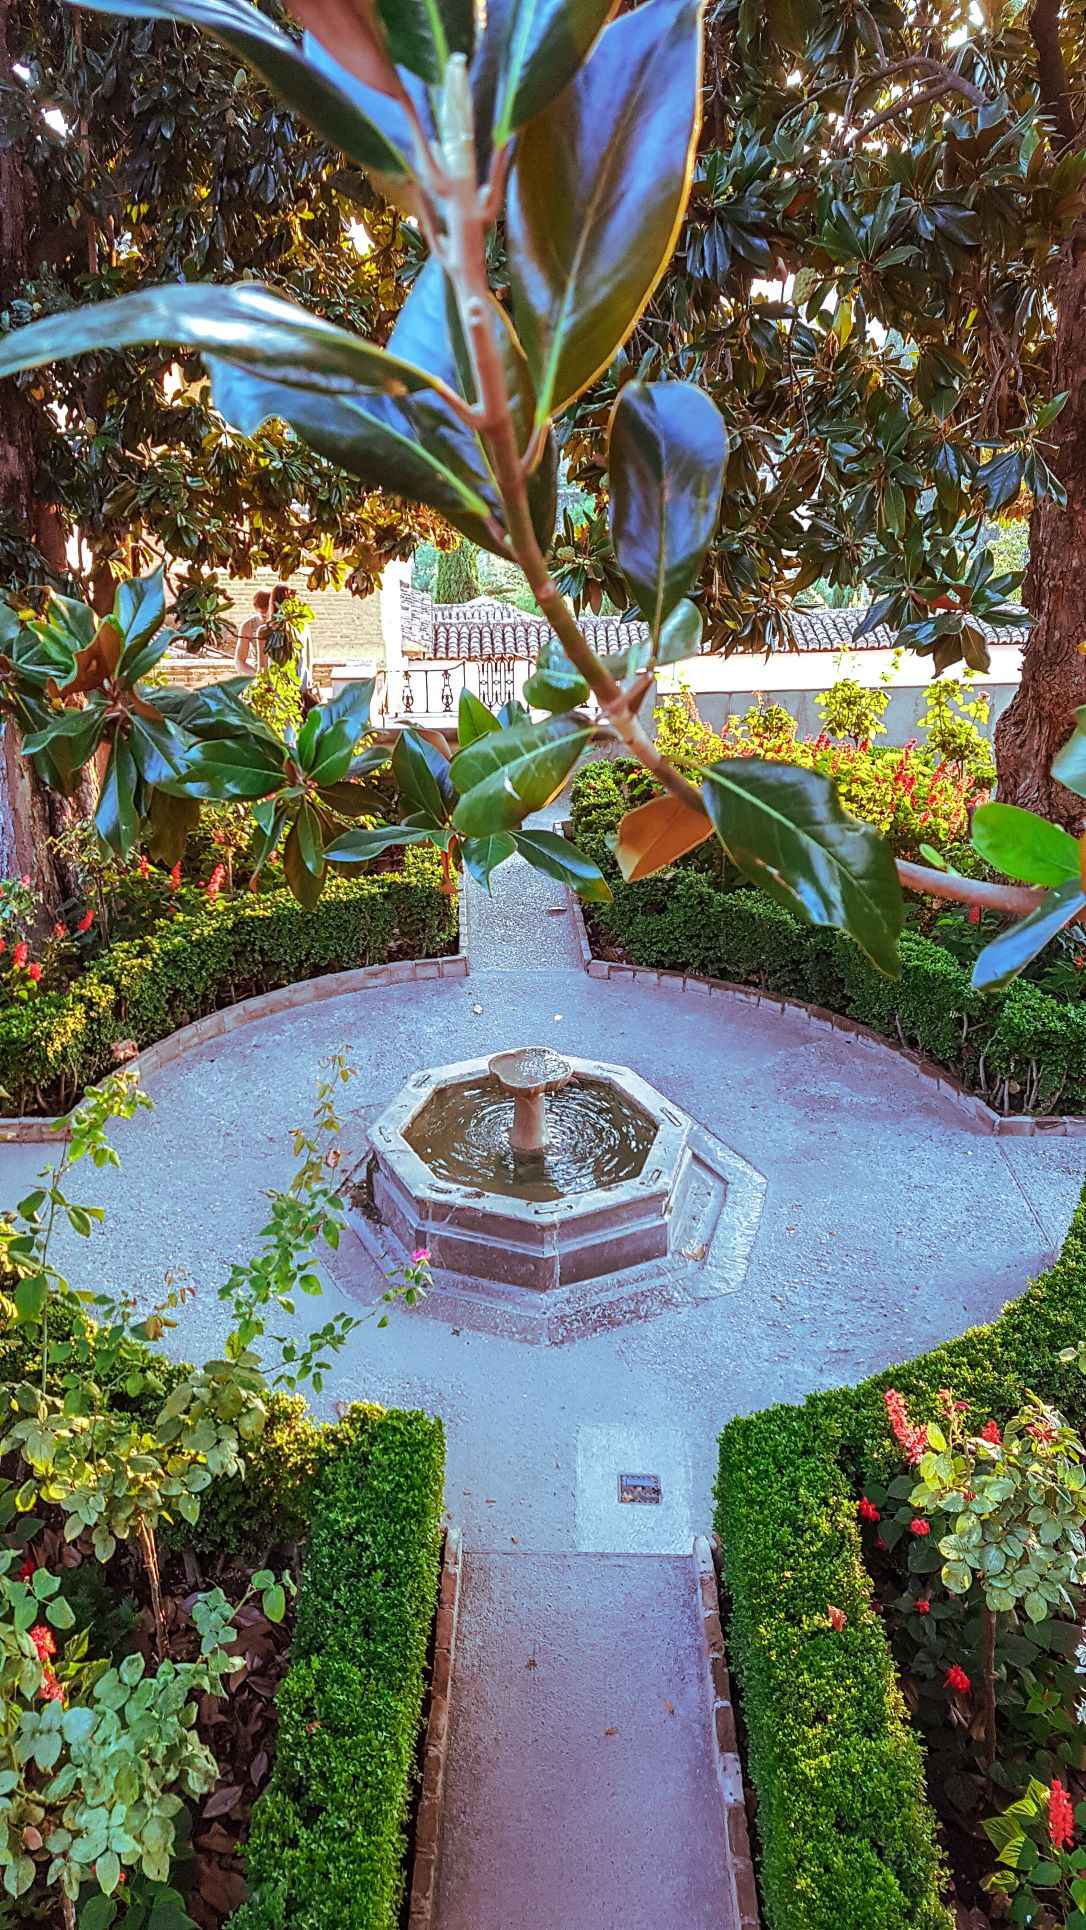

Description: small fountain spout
[488,1046,573,1159]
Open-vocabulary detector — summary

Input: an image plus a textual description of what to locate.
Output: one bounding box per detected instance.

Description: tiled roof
[401,585,1030,659]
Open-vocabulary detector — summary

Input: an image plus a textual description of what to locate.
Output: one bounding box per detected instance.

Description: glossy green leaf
[114,568,166,667]
[96,739,140,856]
[486,0,618,145]
[69,0,413,175]
[702,759,903,975]
[1052,707,1086,802]
[522,638,590,713]
[451,716,592,833]
[507,0,703,422]
[392,728,455,822]
[326,823,436,865]
[22,699,105,773]
[319,678,374,746]
[294,707,323,773]
[145,789,200,867]
[608,382,725,640]
[970,803,1081,888]
[282,814,325,908]
[512,827,612,901]
[308,721,360,789]
[656,599,703,664]
[458,688,501,747]
[460,832,517,887]
[128,715,191,787]
[0,282,451,405]
[375,0,472,80]
[170,735,286,800]
[971,878,1086,992]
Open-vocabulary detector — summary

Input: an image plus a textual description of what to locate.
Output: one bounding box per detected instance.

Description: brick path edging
[692,1535,761,1929]
[0,952,470,1145]
[408,1523,463,1930]
[563,887,1086,1139]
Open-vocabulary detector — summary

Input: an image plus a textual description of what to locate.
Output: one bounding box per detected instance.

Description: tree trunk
[994,228,1086,829]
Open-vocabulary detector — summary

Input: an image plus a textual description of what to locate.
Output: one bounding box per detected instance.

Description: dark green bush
[716,1188,1086,1930]
[0,854,456,1116]
[231,1408,446,1930]
[570,763,1086,1115]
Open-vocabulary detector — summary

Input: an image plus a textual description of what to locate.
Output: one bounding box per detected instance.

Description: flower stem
[981,1603,997,1773]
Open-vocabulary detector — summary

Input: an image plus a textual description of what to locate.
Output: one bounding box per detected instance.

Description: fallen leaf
[203,1784,244,1820]
[526,1656,538,1671]
[603,1727,618,1736]
[662,1699,674,1716]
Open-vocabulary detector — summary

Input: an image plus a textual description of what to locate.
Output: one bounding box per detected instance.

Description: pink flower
[206,863,226,902]
[411,1247,431,1264]
[19,875,29,888]
[884,1388,927,1466]
[76,908,94,933]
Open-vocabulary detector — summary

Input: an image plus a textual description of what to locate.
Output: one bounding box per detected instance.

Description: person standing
[234,587,270,673]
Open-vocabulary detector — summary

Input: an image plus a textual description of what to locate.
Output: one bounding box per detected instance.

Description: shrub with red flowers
[982,1774,1086,1925]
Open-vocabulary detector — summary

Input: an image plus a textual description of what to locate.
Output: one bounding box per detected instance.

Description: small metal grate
[618,1471,662,1505]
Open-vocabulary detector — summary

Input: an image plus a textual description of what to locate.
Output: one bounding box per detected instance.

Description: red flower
[968,905,981,925]
[1029,1418,1058,1446]
[916,1599,931,1616]
[945,1664,972,1694]
[18,1555,36,1581]
[884,1388,927,1465]
[858,1496,880,1522]
[169,862,182,892]
[138,854,150,878]
[1049,1777,1075,1851]
[12,940,27,969]
[37,1670,63,1703]
[76,908,94,933]
[26,962,41,983]
[0,937,6,955]
[206,863,226,902]
[980,1420,1002,1445]
[52,921,67,939]
[29,1624,56,1661]
[910,1518,931,1537]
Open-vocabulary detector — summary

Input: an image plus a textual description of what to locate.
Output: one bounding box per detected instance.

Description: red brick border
[692,1535,761,1930]
[407,1523,463,1930]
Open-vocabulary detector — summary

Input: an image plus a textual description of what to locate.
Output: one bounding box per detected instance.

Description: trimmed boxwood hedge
[715,1187,1086,1930]
[570,759,1086,1116]
[1,851,456,1116]
[230,1407,446,1930]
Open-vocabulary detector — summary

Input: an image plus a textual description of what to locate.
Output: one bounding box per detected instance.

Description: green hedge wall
[1,854,456,1116]
[715,1188,1086,1930]
[570,760,1086,1116]
[231,1408,446,1930]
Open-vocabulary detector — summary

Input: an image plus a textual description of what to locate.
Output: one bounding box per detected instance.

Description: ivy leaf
[615,792,712,880]
[451,717,592,833]
[69,0,414,175]
[507,0,703,422]
[970,803,1081,888]
[971,878,1086,992]
[608,381,725,641]
[702,760,903,975]
[512,827,612,901]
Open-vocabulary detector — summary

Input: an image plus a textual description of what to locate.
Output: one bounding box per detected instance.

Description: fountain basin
[365,1053,692,1295]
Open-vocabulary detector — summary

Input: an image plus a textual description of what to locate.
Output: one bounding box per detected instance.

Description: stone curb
[0,951,470,1145]
[563,888,1086,1139]
[693,1535,761,1930]
[407,1523,463,1930]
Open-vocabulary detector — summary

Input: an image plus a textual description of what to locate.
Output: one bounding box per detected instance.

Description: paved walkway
[2,844,1081,1927]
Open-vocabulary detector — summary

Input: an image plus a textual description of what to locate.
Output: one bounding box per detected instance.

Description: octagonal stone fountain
[349,1045,767,1343]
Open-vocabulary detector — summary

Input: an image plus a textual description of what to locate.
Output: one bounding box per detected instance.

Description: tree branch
[1029,0,1077,148]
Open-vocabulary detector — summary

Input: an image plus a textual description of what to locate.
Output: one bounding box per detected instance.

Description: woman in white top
[234,588,270,674]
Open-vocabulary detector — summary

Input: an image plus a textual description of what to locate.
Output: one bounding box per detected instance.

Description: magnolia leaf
[970,802,1080,888]
[1052,707,1086,802]
[70,0,413,173]
[372,0,473,80]
[451,717,592,833]
[702,759,903,975]
[657,599,703,664]
[615,791,712,880]
[282,815,325,908]
[971,878,1086,992]
[608,382,725,640]
[0,282,452,404]
[460,832,517,887]
[146,789,200,867]
[326,823,435,864]
[319,677,374,745]
[95,739,140,856]
[392,728,455,822]
[486,0,618,145]
[522,638,590,713]
[457,688,501,747]
[114,568,166,665]
[507,0,703,423]
[512,827,612,901]
[170,734,286,800]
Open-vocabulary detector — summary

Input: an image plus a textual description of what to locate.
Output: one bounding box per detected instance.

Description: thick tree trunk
[995,229,1086,829]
